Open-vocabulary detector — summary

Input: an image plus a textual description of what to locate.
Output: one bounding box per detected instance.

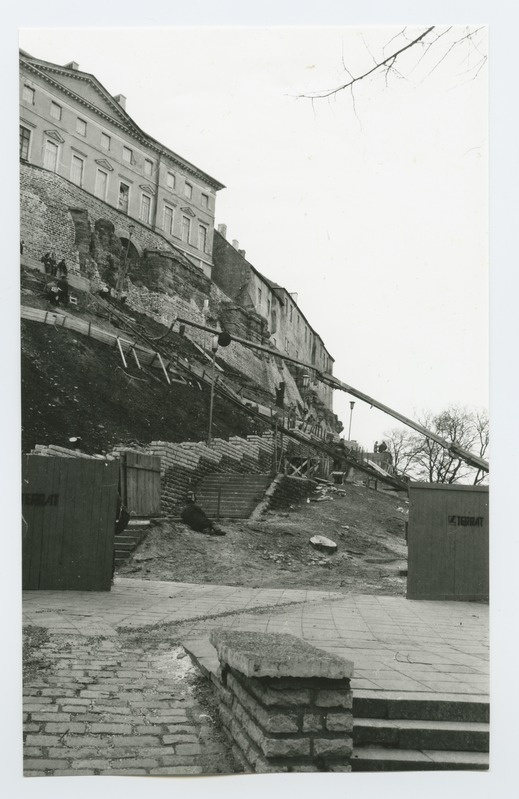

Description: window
[50,102,62,121]
[144,158,153,177]
[19,126,31,161]
[101,132,111,150]
[198,224,208,252]
[122,146,133,164]
[201,193,209,208]
[140,193,152,224]
[95,169,108,201]
[43,139,59,172]
[118,182,130,214]
[76,118,87,136]
[289,305,293,322]
[181,216,191,243]
[163,205,174,235]
[166,172,175,189]
[184,182,193,199]
[267,298,271,316]
[71,155,84,187]
[22,85,35,104]
[258,288,262,306]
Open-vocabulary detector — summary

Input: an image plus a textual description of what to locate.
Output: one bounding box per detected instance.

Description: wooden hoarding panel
[22,456,119,591]
[123,451,161,517]
[407,483,488,601]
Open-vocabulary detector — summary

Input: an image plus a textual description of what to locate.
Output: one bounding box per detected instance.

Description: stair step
[353,691,489,723]
[113,536,145,546]
[353,718,489,752]
[351,746,489,772]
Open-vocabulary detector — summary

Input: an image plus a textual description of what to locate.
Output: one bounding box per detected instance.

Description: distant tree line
[384,406,489,485]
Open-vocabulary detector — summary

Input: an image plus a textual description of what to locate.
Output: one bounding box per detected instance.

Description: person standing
[41,252,51,274]
[49,252,57,277]
[57,259,68,277]
[57,275,69,306]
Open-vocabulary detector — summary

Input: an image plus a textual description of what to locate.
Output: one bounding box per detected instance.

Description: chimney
[289,292,298,303]
[232,240,239,250]
[238,249,246,258]
[113,94,127,110]
[65,61,79,71]
[217,223,227,238]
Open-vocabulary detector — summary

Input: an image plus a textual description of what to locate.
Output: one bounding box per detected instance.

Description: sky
[17,25,488,449]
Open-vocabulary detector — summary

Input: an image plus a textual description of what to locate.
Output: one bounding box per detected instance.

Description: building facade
[19,50,224,277]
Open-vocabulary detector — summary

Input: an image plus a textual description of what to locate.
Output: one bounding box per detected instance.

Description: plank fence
[407,482,489,602]
[120,450,161,517]
[22,455,120,591]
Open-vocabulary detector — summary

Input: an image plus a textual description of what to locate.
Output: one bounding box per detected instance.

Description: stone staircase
[195,473,274,519]
[351,690,489,771]
[113,518,151,569]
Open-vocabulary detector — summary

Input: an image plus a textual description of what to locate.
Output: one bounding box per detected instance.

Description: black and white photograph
[5,2,515,797]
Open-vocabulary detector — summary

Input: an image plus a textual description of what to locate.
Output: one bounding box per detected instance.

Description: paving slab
[24,578,489,698]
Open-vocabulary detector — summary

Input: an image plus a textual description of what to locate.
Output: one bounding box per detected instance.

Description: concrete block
[313,737,353,758]
[325,712,354,732]
[211,630,353,679]
[315,688,353,708]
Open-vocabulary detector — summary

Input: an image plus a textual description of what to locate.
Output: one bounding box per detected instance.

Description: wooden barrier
[407,482,489,602]
[120,450,161,517]
[22,455,119,591]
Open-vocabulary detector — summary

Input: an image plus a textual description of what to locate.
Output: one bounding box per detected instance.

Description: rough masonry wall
[20,163,306,413]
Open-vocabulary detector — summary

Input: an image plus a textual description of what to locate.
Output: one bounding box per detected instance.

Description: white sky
[18,24,488,448]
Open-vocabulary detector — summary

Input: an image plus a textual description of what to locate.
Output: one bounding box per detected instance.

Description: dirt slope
[118,483,408,595]
[21,268,268,454]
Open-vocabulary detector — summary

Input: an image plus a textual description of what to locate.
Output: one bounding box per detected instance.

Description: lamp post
[348,401,355,441]
[207,335,219,446]
[116,223,135,299]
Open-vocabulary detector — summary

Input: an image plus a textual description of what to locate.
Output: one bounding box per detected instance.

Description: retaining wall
[208,630,354,773]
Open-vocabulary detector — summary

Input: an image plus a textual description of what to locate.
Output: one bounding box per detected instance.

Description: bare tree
[300,25,487,104]
[385,406,489,484]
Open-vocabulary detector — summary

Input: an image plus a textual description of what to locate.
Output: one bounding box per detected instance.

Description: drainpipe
[152,153,162,232]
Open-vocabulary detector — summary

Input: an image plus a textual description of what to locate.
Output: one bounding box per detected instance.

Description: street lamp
[348,401,355,441]
[207,335,219,446]
[116,223,136,300]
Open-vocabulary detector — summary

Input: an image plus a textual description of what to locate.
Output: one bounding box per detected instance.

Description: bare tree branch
[298,26,436,100]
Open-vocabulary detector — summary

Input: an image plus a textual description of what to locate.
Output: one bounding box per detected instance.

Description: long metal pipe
[176,316,489,474]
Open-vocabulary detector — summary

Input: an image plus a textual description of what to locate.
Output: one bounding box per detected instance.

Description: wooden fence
[407,482,489,602]
[120,450,161,517]
[22,455,120,591]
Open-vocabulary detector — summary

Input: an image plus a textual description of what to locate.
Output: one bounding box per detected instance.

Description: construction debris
[310,535,338,554]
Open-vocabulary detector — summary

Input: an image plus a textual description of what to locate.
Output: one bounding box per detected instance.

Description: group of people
[42,252,70,306]
[41,251,68,279]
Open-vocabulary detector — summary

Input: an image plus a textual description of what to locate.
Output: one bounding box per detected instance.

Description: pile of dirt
[118,483,408,595]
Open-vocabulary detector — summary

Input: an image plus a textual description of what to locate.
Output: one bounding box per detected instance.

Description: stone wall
[20,163,335,426]
[208,630,353,773]
[149,431,290,515]
[268,475,317,510]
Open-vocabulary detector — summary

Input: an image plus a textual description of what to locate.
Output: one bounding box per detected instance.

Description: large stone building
[19,50,341,435]
[19,50,224,277]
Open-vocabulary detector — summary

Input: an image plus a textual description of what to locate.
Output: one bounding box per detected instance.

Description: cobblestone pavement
[23,632,234,778]
[22,578,489,778]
